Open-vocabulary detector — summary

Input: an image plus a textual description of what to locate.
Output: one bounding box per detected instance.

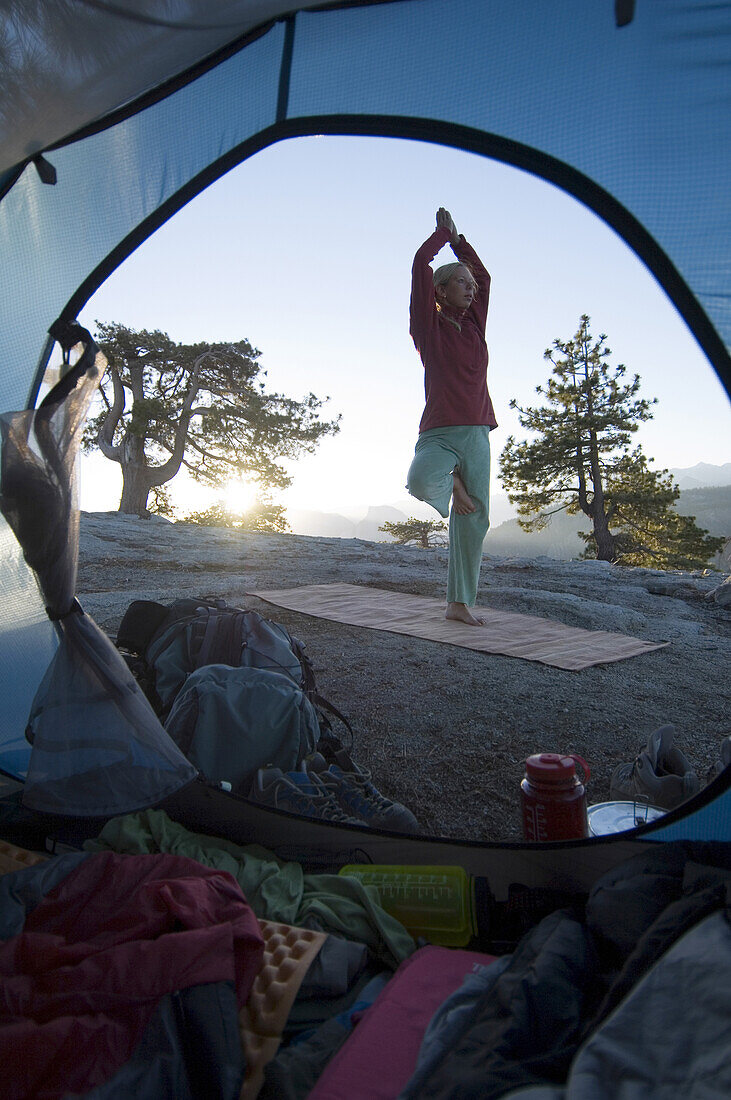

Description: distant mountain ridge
[287,462,731,548]
[666,462,731,490]
[287,493,516,541]
[286,504,408,543]
[286,465,731,568]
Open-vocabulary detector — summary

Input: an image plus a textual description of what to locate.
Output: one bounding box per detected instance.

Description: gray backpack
[163,663,321,793]
[116,598,350,792]
[118,597,309,713]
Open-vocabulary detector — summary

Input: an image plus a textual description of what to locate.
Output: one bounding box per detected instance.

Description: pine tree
[596,450,724,568]
[379,517,448,548]
[82,322,340,515]
[500,315,724,569]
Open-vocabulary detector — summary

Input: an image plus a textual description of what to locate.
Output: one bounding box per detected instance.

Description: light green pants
[406,425,491,605]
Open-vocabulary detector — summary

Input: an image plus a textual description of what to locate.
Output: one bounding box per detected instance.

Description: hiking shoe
[610,724,700,811]
[303,752,419,833]
[705,736,731,786]
[249,766,363,825]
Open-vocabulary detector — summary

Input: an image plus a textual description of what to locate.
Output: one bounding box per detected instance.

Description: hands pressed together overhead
[436,206,460,249]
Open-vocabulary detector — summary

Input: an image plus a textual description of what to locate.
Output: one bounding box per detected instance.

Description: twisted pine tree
[500,315,723,569]
[82,322,340,516]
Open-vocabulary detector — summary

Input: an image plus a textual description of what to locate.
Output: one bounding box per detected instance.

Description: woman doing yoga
[406,207,497,626]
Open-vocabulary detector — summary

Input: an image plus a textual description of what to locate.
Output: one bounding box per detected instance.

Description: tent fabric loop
[48,318,96,358]
[47,597,84,623]
[32,155,57,187]
[615,0,636,28]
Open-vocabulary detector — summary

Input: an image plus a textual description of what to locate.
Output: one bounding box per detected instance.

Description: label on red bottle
[521,784,588,841]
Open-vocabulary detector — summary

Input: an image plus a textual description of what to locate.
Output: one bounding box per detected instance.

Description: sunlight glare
[223,478,258,515]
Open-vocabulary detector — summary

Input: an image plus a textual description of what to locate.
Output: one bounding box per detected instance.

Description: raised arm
[409,222,451,350]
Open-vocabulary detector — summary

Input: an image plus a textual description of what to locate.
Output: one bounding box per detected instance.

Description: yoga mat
[249,583,668,672]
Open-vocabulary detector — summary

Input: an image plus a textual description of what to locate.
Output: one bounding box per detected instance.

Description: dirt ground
[78,512,731,841]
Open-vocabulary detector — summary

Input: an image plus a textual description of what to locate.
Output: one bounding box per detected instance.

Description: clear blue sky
[79,135,731,521]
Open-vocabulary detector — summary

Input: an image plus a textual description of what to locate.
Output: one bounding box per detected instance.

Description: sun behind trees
[82,322,341,517]
[500,315,724,570]
[184,500,289,533]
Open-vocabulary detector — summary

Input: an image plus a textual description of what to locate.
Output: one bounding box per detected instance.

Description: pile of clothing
[0,811,728,1098]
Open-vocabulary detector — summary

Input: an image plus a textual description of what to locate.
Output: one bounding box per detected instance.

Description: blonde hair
[432,262,477,331]
[433,261,475,290]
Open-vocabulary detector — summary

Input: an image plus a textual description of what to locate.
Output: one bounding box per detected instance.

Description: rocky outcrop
[76,511,731,842]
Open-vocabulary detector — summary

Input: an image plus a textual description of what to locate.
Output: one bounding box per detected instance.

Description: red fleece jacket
[409,225,497,434]
[0,851,264,1099]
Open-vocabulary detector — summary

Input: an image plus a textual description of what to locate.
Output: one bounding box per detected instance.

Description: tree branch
[97,361,125,461]
[148,351,209,484]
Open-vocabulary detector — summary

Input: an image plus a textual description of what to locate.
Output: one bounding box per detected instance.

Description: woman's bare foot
[451,470,476,515]
[446,601,487,626]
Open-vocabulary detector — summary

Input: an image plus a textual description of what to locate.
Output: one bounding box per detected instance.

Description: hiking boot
[610,725,700,811]
[705,736,731,786]
[249,766,363,825]
[303,751,419,833]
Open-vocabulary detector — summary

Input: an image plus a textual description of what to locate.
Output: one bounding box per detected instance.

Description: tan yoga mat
[249,583,669,671]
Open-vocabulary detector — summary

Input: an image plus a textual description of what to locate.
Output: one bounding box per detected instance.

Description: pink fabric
[410,226,497,434]
[0,851,264,1099]
[309,945,497,1100]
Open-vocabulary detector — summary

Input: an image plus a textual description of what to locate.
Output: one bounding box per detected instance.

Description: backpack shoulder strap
[308,690,354,749]
[197,609,247,668]
[288,635,317,694]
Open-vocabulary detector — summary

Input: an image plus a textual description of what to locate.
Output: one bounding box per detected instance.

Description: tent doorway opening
[59,134,731,843]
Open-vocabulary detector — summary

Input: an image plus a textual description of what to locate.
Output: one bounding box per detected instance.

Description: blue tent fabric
[0,1,728,837]
[0,1,728,406]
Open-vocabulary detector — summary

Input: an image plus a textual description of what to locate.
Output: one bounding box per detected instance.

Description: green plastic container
[339,864,476,947]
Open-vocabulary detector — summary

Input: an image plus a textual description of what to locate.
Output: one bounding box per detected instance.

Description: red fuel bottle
[521,753,590,841]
